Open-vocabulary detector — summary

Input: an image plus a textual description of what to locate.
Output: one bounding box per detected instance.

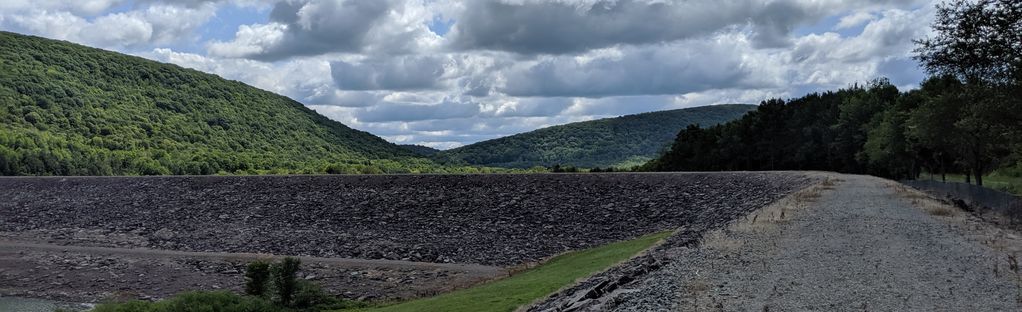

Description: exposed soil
[0,172,814,303]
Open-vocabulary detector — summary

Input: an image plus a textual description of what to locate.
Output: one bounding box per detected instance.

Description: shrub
[91,291,277,312]
[244,260,271,297]
[292,280,332,308]
[272,257,302,307]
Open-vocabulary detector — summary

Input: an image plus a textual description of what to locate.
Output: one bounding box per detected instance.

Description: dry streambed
[0,173,814,303]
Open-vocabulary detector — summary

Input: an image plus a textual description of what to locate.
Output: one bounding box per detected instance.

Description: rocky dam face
[0,172,813,302]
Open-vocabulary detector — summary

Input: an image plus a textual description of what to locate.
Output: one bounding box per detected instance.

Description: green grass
[342,231,672,312]
[89,289,369,312]
[90,291,279,312]
[919,171,1022,196]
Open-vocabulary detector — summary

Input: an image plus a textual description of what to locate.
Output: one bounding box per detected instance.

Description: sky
[0,0,937,149]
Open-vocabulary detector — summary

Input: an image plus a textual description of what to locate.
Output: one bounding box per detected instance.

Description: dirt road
[574,174,1022,311]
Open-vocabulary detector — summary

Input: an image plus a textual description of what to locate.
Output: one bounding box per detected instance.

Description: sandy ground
[600,174,1022,311]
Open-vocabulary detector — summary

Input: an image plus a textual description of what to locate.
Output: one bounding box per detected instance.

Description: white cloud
[1,2,216,49]
[207,22,288,58]
[81,12,154,47]
[836,11,876,30]
[208,0,422,60]
[0,0,127,16]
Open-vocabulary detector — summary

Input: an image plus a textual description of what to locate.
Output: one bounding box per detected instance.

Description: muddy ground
[0,173,813,303]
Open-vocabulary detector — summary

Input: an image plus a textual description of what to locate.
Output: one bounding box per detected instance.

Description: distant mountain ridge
[435,104,756,168]
[0,31,434,175]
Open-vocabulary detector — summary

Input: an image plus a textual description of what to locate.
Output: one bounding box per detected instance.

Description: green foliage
[272,257,302,307]
[0,31,507,175]
[911,0,1022,185]
[549,164,580,173]
[96,257,369,312]
[914,0,1022,85]
[91,291,278,312]
[436,104,755,168]
[244,261,271,297]
[398,144,440,156]
[90,289,368,312]
[646,77,1021,184]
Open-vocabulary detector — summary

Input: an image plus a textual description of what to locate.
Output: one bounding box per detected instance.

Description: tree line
[647,0,1022,186]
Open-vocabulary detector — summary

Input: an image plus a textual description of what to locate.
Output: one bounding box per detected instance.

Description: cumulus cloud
[491,97,574,117]
[209,0,389,59]
[354,98,480,122]
[209,0,440,60]
[1,2,216,48]
[447,0,816,54]
[0,0,127,16]
[836,11,876,30]
[499,34,785,98]
[331,55,448,91]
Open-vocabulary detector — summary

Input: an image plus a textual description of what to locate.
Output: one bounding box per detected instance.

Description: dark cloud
[500,42,762,97]
[748,1,809,48]
[212,0,394,60]
[568,96,678,116]
[331,56,447,91]
[493,98,573,117]
[447,0,817,54]
[355,99,480,122]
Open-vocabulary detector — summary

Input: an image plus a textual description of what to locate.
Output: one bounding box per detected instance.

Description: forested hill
[435,104,756,168]
[0,31,433,175]
[400,144,441,156]
[645,78,1021,184]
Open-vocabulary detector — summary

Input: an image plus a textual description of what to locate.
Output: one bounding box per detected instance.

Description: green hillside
[435,104,756,168]
[0,31,447,175]
[400,144,440,156]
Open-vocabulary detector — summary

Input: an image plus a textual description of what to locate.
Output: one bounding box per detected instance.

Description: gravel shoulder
[600,174,1022,311]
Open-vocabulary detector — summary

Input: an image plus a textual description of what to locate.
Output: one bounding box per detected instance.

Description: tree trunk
[974,167,984,187]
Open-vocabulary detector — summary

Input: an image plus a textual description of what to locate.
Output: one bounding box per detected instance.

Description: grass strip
[345,231,672,312]
[919,172,1022,196]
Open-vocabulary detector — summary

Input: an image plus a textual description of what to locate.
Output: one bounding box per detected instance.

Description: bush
[292,280,331,308]
[271,257,301,307]
[244,261,271,297]
[94,257,371,312]
[91,291,278,312]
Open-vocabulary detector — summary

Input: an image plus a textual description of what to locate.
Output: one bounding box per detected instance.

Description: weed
[1010,254,1021,305]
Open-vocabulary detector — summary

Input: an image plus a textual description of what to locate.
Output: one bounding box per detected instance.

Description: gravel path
[556,174,1022,311]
